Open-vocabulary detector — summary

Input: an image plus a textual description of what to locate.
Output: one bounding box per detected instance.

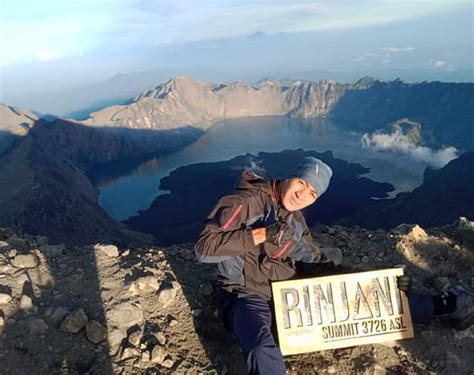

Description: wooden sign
[272,268,414,355]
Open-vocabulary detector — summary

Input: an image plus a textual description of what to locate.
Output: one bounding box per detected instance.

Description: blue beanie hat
[289,157,333,197]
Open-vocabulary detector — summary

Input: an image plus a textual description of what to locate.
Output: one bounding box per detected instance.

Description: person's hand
[266,221,292,247]
[252,228,267,245]
[397,275,411,292]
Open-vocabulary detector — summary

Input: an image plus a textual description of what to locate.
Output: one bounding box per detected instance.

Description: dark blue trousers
[220,292,286,375]
[219,290,434,375]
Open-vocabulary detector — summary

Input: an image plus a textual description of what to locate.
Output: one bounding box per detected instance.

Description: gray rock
[61,308,88,333]
[107,302,143,331]
[128,327,142,347]
[154,331,166,346]
[11,254,39,269]
[151,345,166,364]
[157,287,176,307]
[162,358,174,369]
[128,275,160,295]
[86,320,107,344]
[168,319,178,327]
[121,347,139,360]
[141,351,150,362]
[0,241,10,249]
[94,244,119,258]
[361,256,369,263]
[48,306,70,325]
[108,328,126,355]
[26,318,48,334]
[191,309,202,317]
[456,217,474,231]
[0,293,12,304]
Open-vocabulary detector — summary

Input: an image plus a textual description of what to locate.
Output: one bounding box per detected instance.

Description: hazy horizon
[0,0,472,115]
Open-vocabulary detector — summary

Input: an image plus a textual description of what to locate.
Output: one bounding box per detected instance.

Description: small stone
[128,328,142,347]
[0,293,12,304]
[0,241,10,249]
[191,309,202,317]
[151,345,166,364]
[11,254,39,269]
[19,295,33,310]
[154,332,166,345]
[26,318,48,334]
[94,244,119,258]
[8,249,17,258]
[141,351,150,362]
[45,306,70,325]
[157,287,176,308]
[327,365,338,374]
[162,358,174,369]
[373,364,387,375]
[129,276,159,295]
[121,347,139,360]
[108,328,126,355]
[121,250,130,257]
[107,302,143,331]
[168,319,178,327]
[377,251,384,258]
[86,320,107,344]
[361,256,369,263]
[61,308,88,333]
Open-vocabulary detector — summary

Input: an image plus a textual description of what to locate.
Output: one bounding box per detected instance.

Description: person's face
[280,178,318,212]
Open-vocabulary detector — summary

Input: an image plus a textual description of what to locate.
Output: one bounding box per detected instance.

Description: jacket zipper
[272,240,292,259]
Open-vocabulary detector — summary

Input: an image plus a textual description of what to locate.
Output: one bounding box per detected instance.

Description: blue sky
[0,0,472,112]
[1,0,471,67]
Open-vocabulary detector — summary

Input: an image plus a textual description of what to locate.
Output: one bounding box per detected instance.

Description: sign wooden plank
[272,268,414,355]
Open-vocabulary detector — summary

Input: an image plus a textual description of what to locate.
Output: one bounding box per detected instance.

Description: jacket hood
[236,170,273,194]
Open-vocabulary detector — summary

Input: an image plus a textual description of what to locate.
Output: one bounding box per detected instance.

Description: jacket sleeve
[194,193,260,263]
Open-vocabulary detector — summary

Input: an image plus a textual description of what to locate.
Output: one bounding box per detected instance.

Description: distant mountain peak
[248,31,266,39]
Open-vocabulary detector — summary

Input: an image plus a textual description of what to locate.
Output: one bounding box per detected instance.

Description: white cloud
[354,52,382,62]
[361,127,459,168]
[36,50,62,62]
[383,46,415,53]
[434,60,447,67]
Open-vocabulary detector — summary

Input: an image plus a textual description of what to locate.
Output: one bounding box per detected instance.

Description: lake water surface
[91,116,430,220]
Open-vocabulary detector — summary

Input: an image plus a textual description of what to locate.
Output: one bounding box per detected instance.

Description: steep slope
[0,104,38,156]
[0,118,201,245]
[340,152,474,229]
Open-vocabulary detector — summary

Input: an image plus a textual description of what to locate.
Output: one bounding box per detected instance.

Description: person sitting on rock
[194,156,474,375]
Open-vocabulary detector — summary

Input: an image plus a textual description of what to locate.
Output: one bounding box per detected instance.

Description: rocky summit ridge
[0,219,473,374]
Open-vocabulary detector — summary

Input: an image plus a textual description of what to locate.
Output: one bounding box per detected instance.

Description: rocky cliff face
[83,76,473,150]
[0,221,473,374]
